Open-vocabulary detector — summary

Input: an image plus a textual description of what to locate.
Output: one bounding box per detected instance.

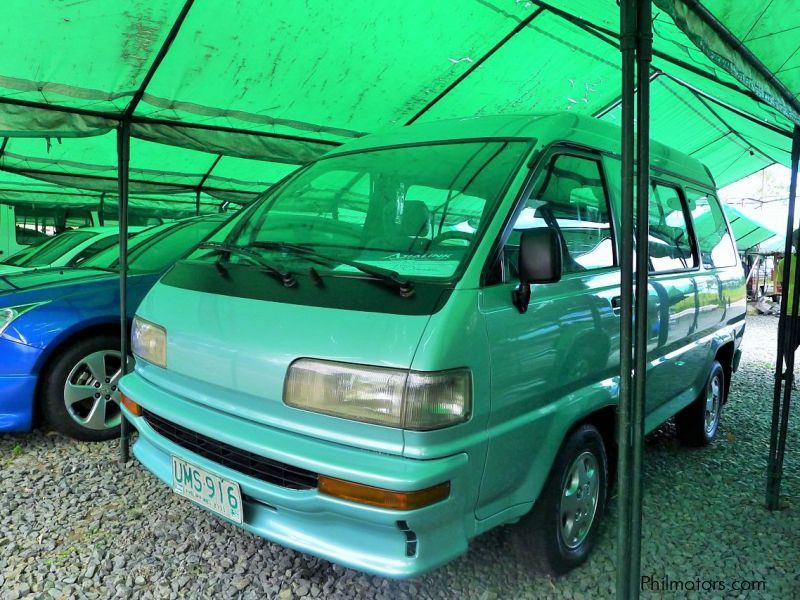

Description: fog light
[318,476,449,510]
[120,393,142,417]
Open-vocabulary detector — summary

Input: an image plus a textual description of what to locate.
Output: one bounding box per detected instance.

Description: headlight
[0,302,49,336]
[284,359,471,430]
[131,316,167,368]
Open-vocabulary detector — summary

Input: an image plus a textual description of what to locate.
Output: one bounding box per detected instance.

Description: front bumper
[120,371,472,578]
[0,337,43,431]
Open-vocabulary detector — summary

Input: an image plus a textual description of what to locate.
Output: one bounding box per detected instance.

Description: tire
[510,424,608,575]
[41,333,128,442]
[675,360,724,447]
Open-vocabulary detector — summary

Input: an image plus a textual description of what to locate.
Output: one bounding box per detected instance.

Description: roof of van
[327,113,714,189]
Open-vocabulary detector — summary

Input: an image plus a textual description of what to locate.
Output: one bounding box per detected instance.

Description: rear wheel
[510,424,608,575]
[41,334,130,441]
[675,360,724,447]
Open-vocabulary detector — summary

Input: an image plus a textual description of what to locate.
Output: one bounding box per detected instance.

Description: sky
[719,165,791,227]
[719,164,794,237]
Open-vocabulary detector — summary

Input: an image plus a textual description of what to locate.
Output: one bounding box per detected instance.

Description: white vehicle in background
[1,203,99,260]
[1,204,39,259]
[0,226,143,275]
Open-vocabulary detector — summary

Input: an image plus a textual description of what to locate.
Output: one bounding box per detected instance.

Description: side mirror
[513,227,562,313]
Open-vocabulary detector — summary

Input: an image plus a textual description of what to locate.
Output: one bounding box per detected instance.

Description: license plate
[171,456,243,524]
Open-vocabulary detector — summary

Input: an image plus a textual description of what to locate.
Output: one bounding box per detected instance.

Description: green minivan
[120,113,745,578]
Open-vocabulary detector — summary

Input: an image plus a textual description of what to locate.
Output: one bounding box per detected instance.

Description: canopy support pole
[125,0,195,117]
[196,154,222,216]
[660,71,793,139]
[616,0,636,593]
[117,121,131,463]
[688,91,780,164]
[617,0,651,598]
[405,6,545,125]
[593,72,660,118]
[99,192,106,226]
[766,123,800,509]
[629,1,652,596]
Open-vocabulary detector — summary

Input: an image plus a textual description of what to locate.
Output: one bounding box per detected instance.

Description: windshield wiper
[197,242,297,288]
[249,241,414,298]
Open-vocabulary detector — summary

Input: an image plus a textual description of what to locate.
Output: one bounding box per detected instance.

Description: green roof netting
[721,204,781,251]
[0,0,797,214]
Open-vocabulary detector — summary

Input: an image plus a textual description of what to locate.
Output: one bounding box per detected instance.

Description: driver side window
[503,154,615,281]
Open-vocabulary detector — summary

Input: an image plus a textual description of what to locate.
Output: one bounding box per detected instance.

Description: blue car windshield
[225,140,529,281]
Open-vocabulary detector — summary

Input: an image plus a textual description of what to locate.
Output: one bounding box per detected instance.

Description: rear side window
[648,183,697,272]
[687,190,738,268]
[504,154,615,280]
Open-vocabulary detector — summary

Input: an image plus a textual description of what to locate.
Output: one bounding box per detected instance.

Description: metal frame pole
[195,154,222,217]
[628,0,652,597]
[767,124,800,508]
[616,0,637,595]
[98,192,106,226]
[405,7,545,125]
[617,1,652,597]
[117,121,131,463]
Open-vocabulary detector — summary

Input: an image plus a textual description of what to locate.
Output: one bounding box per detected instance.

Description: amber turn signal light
[318,476,450,510]
[120,393,142,417]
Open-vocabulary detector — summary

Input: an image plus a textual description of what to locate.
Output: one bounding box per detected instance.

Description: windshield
[7,229,96,267]
[81,225,168,269]
[225,140,529,281]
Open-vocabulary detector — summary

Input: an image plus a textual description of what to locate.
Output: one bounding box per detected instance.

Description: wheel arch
[525,400,618,513]
[565,404,617,488]
[714,341,735,402]
[31,320,122,424]
[33,319,122,376]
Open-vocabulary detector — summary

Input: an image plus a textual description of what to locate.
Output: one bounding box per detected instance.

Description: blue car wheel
[41,333,128,441]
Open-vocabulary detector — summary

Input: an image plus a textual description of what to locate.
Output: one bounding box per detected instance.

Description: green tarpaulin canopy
[722,204,781,251]
[691,200,779,252]
[0,1,797,213]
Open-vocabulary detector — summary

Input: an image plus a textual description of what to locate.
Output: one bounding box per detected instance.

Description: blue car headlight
[0,302,50,336]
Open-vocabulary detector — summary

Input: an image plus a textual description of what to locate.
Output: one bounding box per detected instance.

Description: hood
[0,267,114,306]
[135,277,435,454]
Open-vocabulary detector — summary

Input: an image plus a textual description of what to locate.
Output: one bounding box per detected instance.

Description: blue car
[0,214,226,440]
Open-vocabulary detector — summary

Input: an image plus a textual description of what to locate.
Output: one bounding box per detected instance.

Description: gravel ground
[1,314,798,599]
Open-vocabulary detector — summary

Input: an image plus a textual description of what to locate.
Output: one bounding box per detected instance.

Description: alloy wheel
[560,451,600,549]
[705,372,722,436]
[63,350,130,431]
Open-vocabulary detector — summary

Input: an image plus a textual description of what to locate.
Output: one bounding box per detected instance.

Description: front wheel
[510,424,608,575]
[675,360,724,447]
[41,334,131,441]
